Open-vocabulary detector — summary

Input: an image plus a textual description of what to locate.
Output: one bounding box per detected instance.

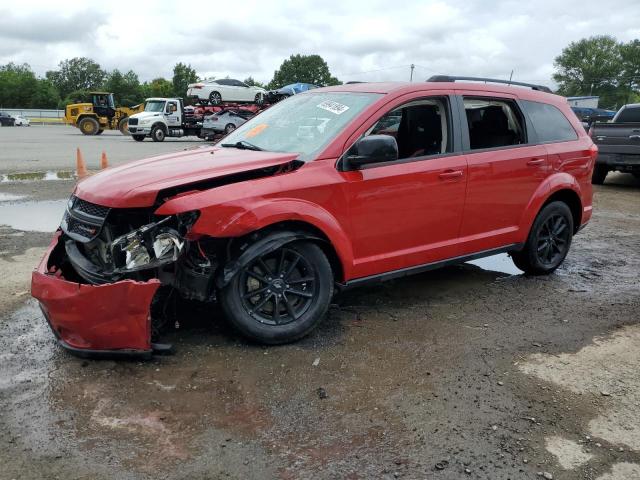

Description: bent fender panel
[518,173,584,239]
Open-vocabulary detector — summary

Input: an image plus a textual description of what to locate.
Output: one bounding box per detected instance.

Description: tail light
[192,83,204,89]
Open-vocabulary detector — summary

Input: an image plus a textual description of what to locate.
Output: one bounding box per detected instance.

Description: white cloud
[1,0,639,87]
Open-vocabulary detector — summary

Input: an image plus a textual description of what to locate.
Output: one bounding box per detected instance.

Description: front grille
[128,118,138,125]
[74,197,110,218]
[61,196,110,242]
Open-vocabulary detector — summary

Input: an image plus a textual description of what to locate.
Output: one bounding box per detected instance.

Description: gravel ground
[0,129,639,479]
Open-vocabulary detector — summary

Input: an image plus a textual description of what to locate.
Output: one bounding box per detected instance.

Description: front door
[340,95,468,279]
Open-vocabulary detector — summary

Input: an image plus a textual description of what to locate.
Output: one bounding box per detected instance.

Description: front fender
[518,172,585,237]
[159,197,355,280]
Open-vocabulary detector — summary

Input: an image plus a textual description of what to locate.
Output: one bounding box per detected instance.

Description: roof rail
[427,75,553,94]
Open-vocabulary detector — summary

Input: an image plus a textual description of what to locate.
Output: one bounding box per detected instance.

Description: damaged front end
[32,196,223,358]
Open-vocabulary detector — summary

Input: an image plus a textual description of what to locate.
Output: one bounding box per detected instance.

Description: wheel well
[152,122,167,132]
[249,221,345,282]
[543,189,582,232]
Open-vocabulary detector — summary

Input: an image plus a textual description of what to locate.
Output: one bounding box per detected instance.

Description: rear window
[521,100,578,143]
[614,106,640,123]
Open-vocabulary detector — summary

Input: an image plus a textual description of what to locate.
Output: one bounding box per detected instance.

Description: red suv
[32,76,597,357]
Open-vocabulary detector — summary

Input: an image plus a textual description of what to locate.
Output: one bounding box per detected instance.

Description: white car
[12,114,30,126]
[187,78,266,105]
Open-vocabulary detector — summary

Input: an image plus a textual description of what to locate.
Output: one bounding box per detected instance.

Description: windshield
[145,100,166,113]
[220,92,381,160]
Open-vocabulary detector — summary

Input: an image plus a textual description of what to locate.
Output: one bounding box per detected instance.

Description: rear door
[455,92,550,255]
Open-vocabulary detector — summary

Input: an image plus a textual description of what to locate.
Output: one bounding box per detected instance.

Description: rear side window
[615,107,640,123]
[521,100,578,142]
[463,98,526,150]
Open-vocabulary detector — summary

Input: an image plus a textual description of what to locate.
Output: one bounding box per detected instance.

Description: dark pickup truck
[590,103,640,184]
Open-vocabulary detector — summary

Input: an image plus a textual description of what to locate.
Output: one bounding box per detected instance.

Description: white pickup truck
[127,98,202,142]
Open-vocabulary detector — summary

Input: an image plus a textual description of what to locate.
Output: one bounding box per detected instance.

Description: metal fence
[1,108,65,124]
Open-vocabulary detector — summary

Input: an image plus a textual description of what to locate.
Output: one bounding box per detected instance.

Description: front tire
[592,164,608,184]
[132,135,145,142]
[151,125,166,142]
[255,93,264,105]
[78,117,99,135]
[219,241,333,344]
[224,123,236,134]
[511,201,573,275]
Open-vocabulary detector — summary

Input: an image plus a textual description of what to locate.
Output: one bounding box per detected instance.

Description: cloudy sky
[1,0,639,87]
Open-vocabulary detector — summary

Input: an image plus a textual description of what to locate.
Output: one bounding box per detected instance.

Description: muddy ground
[0,129,639,479]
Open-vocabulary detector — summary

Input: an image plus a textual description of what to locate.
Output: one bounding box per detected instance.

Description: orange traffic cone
[100,151,109,169]
[76,148,88,179]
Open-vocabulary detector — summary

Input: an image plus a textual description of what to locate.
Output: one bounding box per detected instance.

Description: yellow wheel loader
[64,92,143,136]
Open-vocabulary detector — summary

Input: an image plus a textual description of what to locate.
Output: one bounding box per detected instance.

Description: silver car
[202,109,253,137]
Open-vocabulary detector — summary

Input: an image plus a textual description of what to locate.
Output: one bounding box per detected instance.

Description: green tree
[172,62,198,97]
[32,79,60,108]
[244,76,266,89]
[141,78,174,98]
[268,54,340,89]
[104,69,143,105]
[46,57,105,98]
[0,62,38,107]
[553,36,626,109]
[620,39,640,101]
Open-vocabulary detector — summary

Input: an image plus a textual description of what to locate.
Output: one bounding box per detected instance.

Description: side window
[463,97,526,150]
[521,100,578,142]
[216,79,230,86]
[366,97,451,160]
[615,107,640,123]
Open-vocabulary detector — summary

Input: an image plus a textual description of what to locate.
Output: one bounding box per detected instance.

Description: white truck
[127,98,203,142]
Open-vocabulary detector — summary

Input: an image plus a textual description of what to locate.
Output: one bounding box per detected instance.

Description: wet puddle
[0,199,66,232]
[0,193,26,202]
[0,171,75,183]
[466,253,523,275]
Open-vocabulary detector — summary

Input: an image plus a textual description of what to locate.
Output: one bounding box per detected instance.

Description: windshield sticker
[245,123,268,138]
[317,100,350,115]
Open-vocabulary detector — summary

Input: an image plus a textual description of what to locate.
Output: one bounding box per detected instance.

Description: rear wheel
[219,241,333,344]
[209,91,222,105]
[118,117,130,135]
[592,164,608,185]
[132,135,145,142]
[78,117,99,135]
[511,201,573,275]
[151,125,166,142]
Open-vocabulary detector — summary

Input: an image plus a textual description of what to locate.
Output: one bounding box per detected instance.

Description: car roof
[315,81,564,104]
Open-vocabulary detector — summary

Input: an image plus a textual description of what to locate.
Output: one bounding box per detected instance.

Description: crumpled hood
[74,147,299,208]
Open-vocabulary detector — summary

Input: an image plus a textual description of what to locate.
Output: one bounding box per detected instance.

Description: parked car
[571,107,615,124]
[589,103,640,184]
[202,109,253,137]
[32,75,596,357]
[187,78,266,105]
[11,114,30,126]
[0,111,15,126]
[266,82,318,103]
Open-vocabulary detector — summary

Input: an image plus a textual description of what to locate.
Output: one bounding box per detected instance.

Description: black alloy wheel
[511,201,574,275]
[219,241,333,344]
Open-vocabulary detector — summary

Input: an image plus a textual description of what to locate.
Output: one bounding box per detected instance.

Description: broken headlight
[110,216,185,272]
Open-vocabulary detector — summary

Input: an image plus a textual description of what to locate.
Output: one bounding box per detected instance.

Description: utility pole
[410,64,415,82]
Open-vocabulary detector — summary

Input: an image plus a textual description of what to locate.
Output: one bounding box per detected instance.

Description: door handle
[527,158,546,166]
[438,170,463,180]
[629,135,640,140]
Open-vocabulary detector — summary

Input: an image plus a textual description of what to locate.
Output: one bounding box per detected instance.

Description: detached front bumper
[31,232,160,358]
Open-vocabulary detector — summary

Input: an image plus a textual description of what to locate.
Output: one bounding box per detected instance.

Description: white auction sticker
[317,100,350,115]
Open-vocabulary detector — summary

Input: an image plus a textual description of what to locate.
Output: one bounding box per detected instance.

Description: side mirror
[346,135,399,169]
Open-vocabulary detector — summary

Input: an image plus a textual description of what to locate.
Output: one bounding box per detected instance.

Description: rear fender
[518,172,584,237]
